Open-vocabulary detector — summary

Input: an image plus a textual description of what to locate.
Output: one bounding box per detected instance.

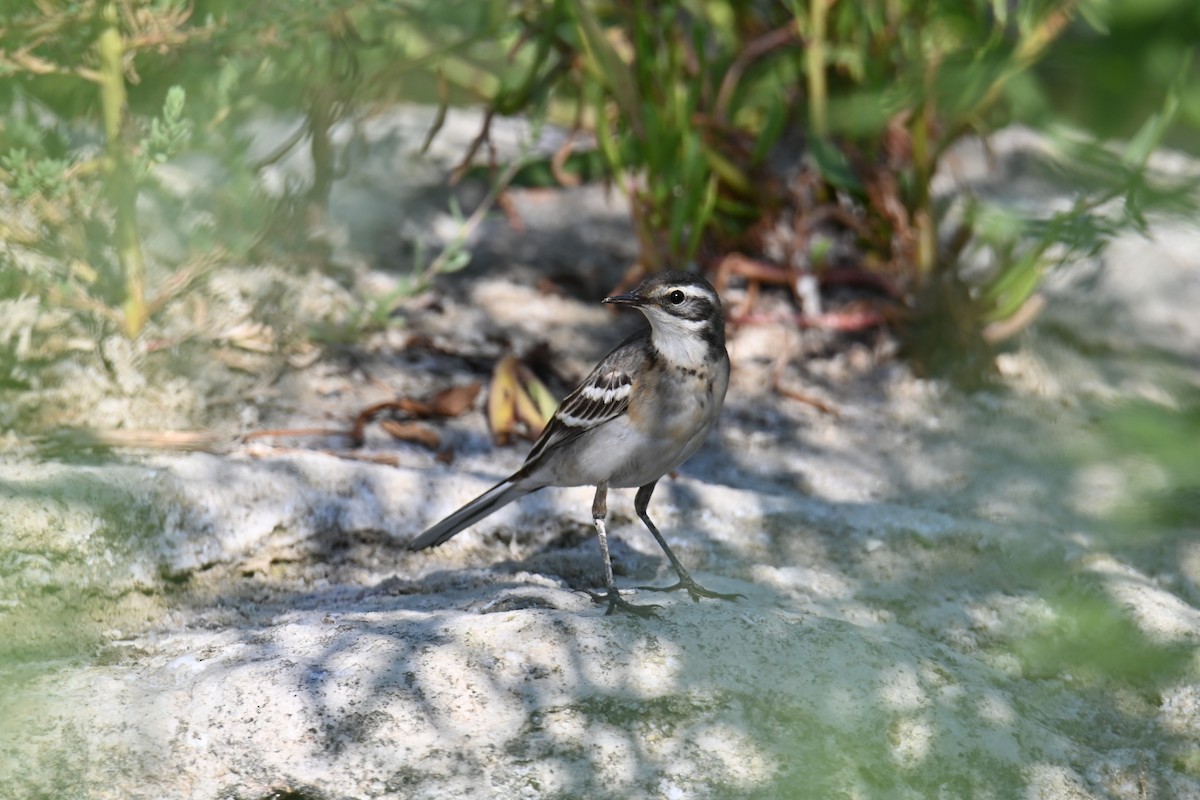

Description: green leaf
[809,137,861,191]
[568,0,642,135]
[1124,50,1191,169]
[439,248,472,274]
[592,87,624,171]
[143,85,193,165]
[685,174,720,261]
[982,249,1045,323]
[702,143,751,195]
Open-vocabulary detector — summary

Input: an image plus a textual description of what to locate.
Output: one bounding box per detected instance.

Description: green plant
[0,1,408,337]
[0,0,204,337]
[447,0,1197,382]
[1,0,1192,376]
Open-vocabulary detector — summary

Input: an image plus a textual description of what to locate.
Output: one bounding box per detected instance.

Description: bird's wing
[522,335,642,468]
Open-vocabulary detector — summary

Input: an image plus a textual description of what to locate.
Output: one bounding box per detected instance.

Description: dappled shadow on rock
[0,564,1095,798]
[4,131,1200,798]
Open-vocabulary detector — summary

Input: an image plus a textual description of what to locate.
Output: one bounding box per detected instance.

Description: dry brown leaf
[429,382,482,417]
[772,384,840,416]
[379,420,441,449]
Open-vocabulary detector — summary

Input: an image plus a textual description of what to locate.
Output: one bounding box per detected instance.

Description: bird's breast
[542,356,729,490]
[629,362,725,444]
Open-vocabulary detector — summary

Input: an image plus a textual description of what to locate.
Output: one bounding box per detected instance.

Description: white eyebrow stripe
[666,285,714,301]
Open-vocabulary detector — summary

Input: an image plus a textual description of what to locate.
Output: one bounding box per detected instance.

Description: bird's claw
[637,578,744,604]
[580,587,661,618]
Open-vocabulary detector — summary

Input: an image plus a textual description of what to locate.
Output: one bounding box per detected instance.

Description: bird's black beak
[602,291,647,307]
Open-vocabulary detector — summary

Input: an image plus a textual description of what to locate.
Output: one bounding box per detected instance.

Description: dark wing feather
[523,334,644,468]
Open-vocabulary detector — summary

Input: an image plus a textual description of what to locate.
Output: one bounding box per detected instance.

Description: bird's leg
[634,482,744,603]
[582,483,660,617]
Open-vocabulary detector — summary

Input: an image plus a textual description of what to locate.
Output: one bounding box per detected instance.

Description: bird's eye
[667,290,686,305]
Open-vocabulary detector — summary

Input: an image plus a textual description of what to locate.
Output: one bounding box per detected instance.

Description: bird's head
[603,271,725,366]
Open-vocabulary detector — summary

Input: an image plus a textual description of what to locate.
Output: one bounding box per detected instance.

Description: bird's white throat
[642,310,710,369]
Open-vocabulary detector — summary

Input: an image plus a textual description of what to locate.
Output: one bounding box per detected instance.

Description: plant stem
[912,55,939,276]
[806,0,830,138]
[98,2,147,337]
[416,152,532,291]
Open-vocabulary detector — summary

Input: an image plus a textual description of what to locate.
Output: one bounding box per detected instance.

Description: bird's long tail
[408,475,535,550]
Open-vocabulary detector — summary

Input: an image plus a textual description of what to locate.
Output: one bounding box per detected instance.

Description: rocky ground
[0,115,1198,799]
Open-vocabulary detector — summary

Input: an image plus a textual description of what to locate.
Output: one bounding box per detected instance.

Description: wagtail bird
[409,270,740,616]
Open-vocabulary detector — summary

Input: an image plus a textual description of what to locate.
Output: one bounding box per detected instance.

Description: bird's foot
[580,587,661,618]
[637,576,744,604]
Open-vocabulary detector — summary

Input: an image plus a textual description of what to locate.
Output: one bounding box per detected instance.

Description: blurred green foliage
[0,0,524,341]
[0,1,203,336]
[1092,400,1200,535]
[1036,0,1200,150]
[473,0,1198,383]
[0,0,1195,372]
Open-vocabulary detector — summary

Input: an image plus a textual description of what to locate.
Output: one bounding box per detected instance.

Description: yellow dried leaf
[517,364,559,424]
[487,355,520,445]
